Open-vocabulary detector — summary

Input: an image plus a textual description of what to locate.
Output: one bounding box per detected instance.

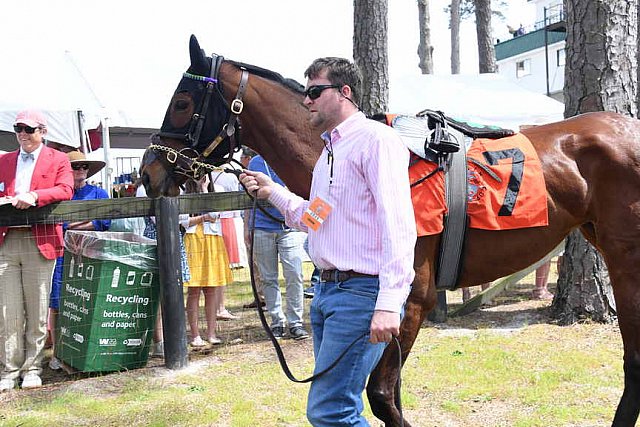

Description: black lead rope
[239,175,404,425]
[246,192,365,383]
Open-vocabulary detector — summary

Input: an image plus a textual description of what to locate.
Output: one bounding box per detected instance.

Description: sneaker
[48,356,62,370]
[303,286,315,298]
[271,326,285,340]
[208,337,222,345]
[0,378,15,392]
[190,336,207,347]
[21,372,42,389]
[152,341,164,357]
[289,326,310,341]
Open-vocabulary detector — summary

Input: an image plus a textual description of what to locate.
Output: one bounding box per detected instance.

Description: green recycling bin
[57,230,160,372]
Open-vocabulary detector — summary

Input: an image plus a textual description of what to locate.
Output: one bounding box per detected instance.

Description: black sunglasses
[304,84,341,100]
[72,164,90,171]
[13,125,39,134]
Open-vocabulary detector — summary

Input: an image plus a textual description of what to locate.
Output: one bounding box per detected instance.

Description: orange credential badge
[302,197,333,231]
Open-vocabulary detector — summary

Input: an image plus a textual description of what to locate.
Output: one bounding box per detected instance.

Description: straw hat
[67,151,106,178]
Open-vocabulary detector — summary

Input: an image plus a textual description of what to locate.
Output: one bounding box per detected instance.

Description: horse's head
[142,35,325,199]
[141,35,242,197]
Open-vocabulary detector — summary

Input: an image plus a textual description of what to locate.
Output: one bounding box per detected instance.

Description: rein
[245,194,367,384]
[152,53,405,423]
[244,191,404,427]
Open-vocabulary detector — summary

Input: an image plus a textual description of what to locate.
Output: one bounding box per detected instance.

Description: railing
[534,4,565,31]
[0,192,269,369]
[0,191,262,227]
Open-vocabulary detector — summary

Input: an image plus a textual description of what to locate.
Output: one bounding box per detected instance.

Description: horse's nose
[141,169,151,193]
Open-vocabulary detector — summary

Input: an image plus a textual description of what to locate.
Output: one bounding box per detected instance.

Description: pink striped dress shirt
[269,112,417,313]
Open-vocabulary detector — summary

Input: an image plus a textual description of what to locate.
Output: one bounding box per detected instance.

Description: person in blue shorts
[48,151,110,370]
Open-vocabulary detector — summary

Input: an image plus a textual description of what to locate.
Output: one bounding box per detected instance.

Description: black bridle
[145,54,249,181]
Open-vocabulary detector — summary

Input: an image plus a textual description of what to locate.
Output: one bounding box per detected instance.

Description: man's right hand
[239,170,274,200]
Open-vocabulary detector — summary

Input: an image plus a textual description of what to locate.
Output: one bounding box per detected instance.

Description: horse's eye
[174,99,190,111]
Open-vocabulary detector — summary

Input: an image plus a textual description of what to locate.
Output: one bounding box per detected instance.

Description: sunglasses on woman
[304,84,341,100]
[72,164,90,171]
[13,125,39,134]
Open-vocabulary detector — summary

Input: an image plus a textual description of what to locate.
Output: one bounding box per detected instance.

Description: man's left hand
[11,192,37,209]
[369,310,400,344]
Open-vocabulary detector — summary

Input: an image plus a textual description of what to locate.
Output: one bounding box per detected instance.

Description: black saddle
[417,109,515,141]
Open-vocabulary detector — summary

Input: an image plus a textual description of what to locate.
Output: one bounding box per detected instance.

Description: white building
[495,0,566,102]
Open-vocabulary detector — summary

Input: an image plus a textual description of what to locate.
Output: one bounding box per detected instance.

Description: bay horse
[141,35,640,427]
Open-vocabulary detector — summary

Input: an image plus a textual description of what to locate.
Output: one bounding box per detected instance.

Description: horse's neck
[221,66,322,198]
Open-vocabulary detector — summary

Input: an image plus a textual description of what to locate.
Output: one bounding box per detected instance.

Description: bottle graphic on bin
[111,266,121,288]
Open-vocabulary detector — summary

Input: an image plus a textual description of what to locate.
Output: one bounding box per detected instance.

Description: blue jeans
[307,277,387,426]
[253,229,305,328]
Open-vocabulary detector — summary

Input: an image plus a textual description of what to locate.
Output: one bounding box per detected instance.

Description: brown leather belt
[319,269,378,283]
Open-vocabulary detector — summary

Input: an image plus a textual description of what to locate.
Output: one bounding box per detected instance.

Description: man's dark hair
[304,57,362,105]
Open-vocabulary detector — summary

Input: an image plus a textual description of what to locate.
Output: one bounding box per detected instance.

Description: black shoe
[303,286,315,298]
[271,326,285,340]
[243,299,266,309]
[289,326,310,341]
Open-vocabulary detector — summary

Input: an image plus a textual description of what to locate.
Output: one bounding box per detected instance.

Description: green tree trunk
[450,0,461,74]
[417,0,434,74]
[554,0,637,324]
[353,0,389,116]
[474,0,496,73]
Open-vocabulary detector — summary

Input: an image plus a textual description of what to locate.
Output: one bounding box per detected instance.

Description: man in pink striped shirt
[240,57,416,426]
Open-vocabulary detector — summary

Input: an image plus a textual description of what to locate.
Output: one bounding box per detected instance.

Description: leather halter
[147,54,249,180]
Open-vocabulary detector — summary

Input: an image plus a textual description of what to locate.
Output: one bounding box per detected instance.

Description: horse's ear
[189,35,209,73]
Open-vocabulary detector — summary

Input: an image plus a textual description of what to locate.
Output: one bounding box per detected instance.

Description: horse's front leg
[367,237,438,427]
[609,272,640,426]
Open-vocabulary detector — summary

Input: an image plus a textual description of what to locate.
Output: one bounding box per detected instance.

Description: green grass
[0,276,626,427]
[402,324,622,426]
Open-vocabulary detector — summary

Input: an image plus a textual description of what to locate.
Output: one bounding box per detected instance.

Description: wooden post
[155,197,188,369]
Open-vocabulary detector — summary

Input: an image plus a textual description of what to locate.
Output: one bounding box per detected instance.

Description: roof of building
[496,28,566,61]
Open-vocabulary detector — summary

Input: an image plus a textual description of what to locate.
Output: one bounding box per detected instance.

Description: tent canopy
[0,50,105,148]
[388,73,565,131]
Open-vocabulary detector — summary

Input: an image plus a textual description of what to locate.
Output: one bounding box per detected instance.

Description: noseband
[146,54,249,181]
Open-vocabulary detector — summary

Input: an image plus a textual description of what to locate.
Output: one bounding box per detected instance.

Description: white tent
[0,50,105,148]
[388,73,565,131]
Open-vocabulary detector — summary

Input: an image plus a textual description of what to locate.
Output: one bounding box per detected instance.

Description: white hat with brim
[67,151,106,178]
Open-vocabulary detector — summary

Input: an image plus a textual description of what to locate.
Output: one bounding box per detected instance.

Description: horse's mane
[227,59,305,95]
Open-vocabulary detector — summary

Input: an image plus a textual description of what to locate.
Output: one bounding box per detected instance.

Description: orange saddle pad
[410,132,548,236]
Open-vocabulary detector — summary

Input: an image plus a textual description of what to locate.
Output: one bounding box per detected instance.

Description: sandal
[217,310,238,320]
[531,289,554,300]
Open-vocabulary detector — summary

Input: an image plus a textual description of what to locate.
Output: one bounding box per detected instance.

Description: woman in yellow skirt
[180,176,233,346]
